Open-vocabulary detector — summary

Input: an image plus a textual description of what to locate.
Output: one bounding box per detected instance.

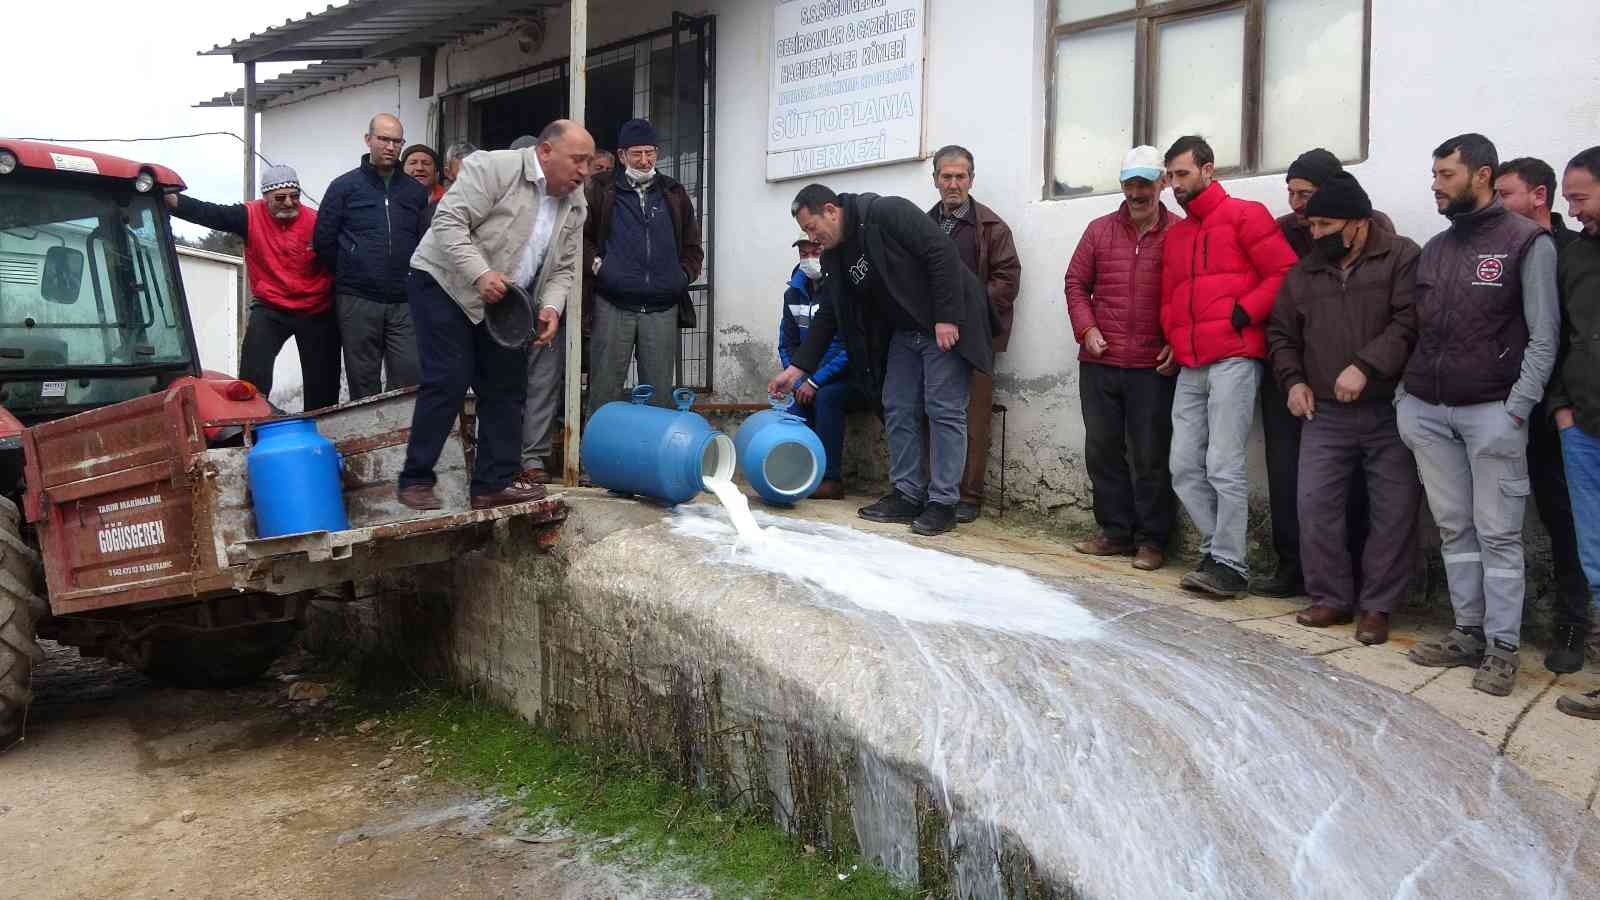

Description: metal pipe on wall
[562,0,587,486]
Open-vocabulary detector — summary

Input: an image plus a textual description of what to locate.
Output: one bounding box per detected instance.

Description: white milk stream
[701,476,767,543]
[668,503,1597,899]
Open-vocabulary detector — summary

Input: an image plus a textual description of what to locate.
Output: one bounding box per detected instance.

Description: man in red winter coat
[166,164,339,410]
[1159,136,1298,598]
[1066,145,1179,572]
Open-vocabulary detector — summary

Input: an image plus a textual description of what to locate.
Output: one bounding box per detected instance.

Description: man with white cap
[1064,146,1180,571]
[166,164,340,410]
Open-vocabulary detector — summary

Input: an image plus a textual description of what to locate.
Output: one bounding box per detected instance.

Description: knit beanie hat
[401,144,440,169]
[259,164,300,194]
[1304,170,1373,220]
[617,118,659,150]
[1285,148,1343,187]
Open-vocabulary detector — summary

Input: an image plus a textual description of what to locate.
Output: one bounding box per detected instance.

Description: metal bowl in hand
[485,282,535,349]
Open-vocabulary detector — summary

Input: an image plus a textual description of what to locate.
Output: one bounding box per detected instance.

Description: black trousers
[398,270,528,497]
[239,301,342,411]
[1530,398,1592,626]
[1259,377,1371,578]
[1080,362,1177,547]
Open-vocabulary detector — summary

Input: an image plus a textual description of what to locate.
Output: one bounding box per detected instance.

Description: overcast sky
[7,1,330,237]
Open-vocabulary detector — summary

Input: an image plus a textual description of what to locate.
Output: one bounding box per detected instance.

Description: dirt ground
[0,642,710,900]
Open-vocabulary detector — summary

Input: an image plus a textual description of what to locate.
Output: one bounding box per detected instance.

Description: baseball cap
[1119,146,1164,184]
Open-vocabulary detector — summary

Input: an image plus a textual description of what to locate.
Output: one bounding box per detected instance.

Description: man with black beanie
[1268,171,1422,646]
[1254,149,1401,599]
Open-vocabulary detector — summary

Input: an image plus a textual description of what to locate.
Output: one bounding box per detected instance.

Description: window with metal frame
[1045,0,1369,198]
[434,16,717,392]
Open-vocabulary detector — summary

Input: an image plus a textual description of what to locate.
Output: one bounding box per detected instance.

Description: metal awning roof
[201,0,564,64]
[194,62,376,108]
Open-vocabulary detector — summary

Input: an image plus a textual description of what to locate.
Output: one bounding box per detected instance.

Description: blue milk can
[581,386,735,506]
[247,418,350,538]
[733,398,826,506]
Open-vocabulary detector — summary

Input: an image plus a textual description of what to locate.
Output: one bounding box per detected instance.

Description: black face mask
[1314,232,1349,263]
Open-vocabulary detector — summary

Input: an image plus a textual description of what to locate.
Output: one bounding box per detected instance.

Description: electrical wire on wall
[12,131,322,206]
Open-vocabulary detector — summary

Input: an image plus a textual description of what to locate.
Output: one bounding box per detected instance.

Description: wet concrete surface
[0,641,708,900]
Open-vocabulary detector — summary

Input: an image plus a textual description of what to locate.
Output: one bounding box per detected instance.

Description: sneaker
[1250,563,1305,598]
[910,502,958,536]
[1472,643,1520,696]
[1545,622,1585,675]
[1407,627,1487,668]
[858,491,924,524]
[1182,558,1247,599]
[955,501,981,524]
[1555,689,1600,719]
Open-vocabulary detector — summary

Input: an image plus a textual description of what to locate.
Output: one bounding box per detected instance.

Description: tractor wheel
[138,622,296,689]
[0,496,43,750]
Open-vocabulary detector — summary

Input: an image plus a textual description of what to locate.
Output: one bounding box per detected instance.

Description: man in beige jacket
[398,120,593,510]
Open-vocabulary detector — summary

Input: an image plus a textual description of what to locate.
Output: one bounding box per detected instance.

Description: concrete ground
[741,489,1600,815]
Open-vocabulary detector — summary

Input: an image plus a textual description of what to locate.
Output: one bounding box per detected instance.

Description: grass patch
[377,690,923,900]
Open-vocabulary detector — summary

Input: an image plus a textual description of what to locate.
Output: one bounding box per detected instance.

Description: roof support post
[240,61,258,363]
[562,0,587,487]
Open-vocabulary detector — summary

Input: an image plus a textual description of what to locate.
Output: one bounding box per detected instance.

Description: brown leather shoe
[1131,545,1165,571]
[397,483,442,511]
[1356,611,1391,645]
[811,479,845,500]
[1073,535,1135,557]
[1296,604,1354,628]
[470,478,547,510]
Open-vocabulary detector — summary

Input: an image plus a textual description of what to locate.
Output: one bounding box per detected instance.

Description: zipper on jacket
[384,193,393,269]
[1187,229,1201,362]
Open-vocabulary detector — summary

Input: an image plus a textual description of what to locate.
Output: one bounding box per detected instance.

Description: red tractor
[0,140,562,747]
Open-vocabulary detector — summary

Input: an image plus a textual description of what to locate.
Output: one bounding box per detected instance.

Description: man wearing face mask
[166,164,339,411]
[1399,133,1559,696]
[583,118,704,417]
[777,237,850,500]
[1267,171,1421,646]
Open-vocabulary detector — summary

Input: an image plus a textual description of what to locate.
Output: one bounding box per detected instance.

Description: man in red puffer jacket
[1066,145,1180,572]
[1160,136,1298,599]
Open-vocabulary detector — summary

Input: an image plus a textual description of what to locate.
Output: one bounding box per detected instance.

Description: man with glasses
[166,164,339,411]
[314,112,431,400]
[582,118,703,416]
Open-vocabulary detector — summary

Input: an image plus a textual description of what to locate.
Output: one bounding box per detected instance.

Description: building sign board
[767,0,928,181]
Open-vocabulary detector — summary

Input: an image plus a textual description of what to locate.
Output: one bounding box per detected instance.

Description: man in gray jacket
[1399,133,1559,695]
[398,120,593,511]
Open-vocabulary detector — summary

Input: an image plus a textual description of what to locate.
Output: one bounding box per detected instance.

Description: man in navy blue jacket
[313,113,431,400]
[778,237,849,499]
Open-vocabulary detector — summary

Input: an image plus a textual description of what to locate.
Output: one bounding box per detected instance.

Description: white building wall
[254,0,1600,514]
[176,246,241,375]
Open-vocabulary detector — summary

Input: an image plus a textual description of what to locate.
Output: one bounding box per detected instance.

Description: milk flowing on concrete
[700,475,767,543]
[668,505,1599,899]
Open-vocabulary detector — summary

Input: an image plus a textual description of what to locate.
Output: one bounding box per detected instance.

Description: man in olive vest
[1399,134,1559,696]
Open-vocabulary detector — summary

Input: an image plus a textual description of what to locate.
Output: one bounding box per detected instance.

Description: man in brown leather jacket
[925,145,1021,523]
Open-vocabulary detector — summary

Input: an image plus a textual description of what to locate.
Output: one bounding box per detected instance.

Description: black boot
[1250,562,1305,598]
[911,502,958,536]
[1546,621,1586,674]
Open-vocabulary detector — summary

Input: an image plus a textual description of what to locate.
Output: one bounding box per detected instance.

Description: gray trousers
[1170,357,1262,577]
[586,297,678,419]
[522,323,564,468]
[1397,394,1531,649]
[884,330,971,507]
[337,292,419,401]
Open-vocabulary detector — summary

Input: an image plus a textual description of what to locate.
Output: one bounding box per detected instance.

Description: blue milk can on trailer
[581,386,735,506]
[733,398,825,506]
[247,418,350,538]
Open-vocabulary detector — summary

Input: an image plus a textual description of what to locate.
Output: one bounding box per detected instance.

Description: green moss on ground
[376,691,924,900]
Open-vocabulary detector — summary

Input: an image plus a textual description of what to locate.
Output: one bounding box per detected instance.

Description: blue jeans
[800,380,849,481]
[1169,357,1262,576]
[883,330,971,506]
[1559,423,1600,616]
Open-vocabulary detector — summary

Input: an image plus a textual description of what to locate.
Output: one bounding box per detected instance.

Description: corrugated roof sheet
[194,62,377,108]
[200,0,562,64]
